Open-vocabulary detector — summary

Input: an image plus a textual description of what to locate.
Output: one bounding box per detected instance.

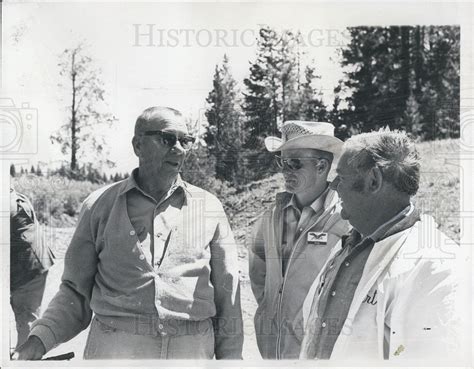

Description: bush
[11,174,102,226]
[64,193,82,217]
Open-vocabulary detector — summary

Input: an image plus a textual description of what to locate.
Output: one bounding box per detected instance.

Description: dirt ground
[9,226,261,361]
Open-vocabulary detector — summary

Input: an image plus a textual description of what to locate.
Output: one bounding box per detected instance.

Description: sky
[2,1,472,174]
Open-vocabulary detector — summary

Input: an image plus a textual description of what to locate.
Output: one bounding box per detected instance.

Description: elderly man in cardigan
[249,121,349,359]
[14,106,243,360]
[300,128,469,363]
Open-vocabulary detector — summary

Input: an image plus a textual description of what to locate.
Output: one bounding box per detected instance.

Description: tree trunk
[71,51,77,172]
[400,26,411,130]
[414,26,423,95]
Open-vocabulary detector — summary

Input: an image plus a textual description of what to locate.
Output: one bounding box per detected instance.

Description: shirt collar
[284,185,330,215]
[365,202,415,242]
[343,203,417,251]
[119,168,187,199]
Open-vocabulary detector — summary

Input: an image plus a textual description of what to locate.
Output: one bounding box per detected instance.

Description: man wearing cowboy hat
[248,121,350,359]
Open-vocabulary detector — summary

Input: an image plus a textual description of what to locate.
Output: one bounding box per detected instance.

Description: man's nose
[171,139,186,153]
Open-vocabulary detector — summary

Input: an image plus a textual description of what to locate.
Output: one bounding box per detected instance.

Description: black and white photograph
[1,1,473,367]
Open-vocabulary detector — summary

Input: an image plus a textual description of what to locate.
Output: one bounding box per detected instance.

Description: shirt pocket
[165,225,213,264]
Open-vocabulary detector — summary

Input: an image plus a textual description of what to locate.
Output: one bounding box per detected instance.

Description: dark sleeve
[10,192,54,290]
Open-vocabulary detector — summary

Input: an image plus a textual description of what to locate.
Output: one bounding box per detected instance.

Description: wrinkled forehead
[136,112,188,135]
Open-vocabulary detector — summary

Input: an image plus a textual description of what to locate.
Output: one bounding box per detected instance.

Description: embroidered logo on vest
[307,232,328,245]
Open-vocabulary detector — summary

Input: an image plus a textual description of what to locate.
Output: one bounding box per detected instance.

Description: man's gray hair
[134,107,183,136]
[343,128,420,196]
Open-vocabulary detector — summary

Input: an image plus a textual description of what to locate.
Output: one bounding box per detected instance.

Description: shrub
[11,174,102,226]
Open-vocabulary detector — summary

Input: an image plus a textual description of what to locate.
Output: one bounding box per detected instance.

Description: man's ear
[367,166,383,193]
[132,136,141,157]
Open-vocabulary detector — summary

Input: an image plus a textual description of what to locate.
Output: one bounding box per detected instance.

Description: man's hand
[11,335,46,360]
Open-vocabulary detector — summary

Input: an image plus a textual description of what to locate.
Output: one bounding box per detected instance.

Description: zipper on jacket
[275,224,315,358]
[275,282,284,359]
[275,204,335,359]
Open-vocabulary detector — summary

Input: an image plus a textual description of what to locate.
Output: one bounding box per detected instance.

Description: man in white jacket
[300,128,470,364]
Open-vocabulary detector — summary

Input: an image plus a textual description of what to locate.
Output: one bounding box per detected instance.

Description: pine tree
[340,27,395,132]
[329,81,351,141]
[10,164,16,177]
[85,163,101,183]
[296,65,328,121]
[338,25,459,139]
[243,27,304,140]
[279,30,301,122]
[57,164,67,177]
[36,164,43,176]
[205,54,246,185]
[243,27,282,143]
[419,26,460,139]
[30,165,36,175]
[242,27,308,180]
[400,93,423,137]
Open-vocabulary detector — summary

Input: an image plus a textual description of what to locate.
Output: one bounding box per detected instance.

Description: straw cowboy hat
[264,121,343,156]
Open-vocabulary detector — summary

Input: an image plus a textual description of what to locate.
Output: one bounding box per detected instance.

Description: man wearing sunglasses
[15,106,243,360]
[248,121,350,359]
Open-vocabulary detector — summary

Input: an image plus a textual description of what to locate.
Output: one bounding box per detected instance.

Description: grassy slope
[411,138,460,242]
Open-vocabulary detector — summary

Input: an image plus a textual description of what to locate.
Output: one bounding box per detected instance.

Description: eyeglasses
[274,155,322,171]
[143,130,195,150]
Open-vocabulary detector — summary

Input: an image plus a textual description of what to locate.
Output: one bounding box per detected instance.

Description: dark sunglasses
[274,155,322,171]
[143,130,195,150]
